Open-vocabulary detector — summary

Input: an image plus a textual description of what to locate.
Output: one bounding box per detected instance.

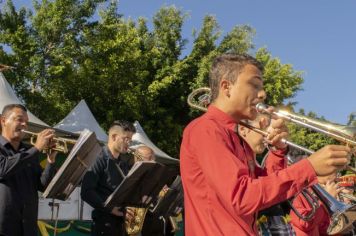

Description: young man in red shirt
[180,53,351,235]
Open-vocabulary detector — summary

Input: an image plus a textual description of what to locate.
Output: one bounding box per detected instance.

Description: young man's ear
[110,133,117,142]
[0,115,6,127]
[220,79,231,97]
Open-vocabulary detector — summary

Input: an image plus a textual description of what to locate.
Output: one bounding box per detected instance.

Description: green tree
[0,1,311,158]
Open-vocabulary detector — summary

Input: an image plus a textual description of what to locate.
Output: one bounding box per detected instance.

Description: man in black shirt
[81,120,136,236]
[0,104,57,236]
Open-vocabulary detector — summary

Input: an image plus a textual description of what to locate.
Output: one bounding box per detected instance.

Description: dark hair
[109,120,136,133]
[209,53,264,101]
[1,104,27,117]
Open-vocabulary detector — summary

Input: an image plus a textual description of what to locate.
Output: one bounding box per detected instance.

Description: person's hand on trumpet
[124,207,135,223]
[262,106,289,151]
[307,145,351,177]
[265,118,289,151]
[33,129,56,152]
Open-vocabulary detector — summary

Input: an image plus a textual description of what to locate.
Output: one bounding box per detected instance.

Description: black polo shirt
[81,146,130,214]
[0,135,56,236]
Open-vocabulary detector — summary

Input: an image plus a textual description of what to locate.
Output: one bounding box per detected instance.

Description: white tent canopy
[54,100,178,165]
[0,72,48,126]
[131,121,179,165]
[54,100,108,143]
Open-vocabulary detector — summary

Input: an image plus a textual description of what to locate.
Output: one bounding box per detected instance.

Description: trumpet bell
[327,204,356,235]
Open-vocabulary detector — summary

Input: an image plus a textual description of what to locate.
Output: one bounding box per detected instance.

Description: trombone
[256,103,356,148]
[187,87,356,235]
[22,130,77,154]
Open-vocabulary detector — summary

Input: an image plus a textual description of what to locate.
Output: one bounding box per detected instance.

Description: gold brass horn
[125,207,148,235]
[22,130,76,154]
[187,87,356,235]
[125,148,149,235]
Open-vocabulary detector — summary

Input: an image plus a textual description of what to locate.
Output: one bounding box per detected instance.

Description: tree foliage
[1,0,350,158]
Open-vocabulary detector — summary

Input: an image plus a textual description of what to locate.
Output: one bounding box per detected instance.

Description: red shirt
[180,105,318,235]
[290,190,330,236]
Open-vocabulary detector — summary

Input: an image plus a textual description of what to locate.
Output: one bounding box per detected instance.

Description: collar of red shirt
[206,105,238,132]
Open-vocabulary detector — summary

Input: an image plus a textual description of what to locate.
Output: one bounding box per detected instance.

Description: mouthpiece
[256,103,268,113]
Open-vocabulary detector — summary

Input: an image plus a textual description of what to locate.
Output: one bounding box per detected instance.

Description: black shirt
[81,146,130,213]
[0,135,56,236]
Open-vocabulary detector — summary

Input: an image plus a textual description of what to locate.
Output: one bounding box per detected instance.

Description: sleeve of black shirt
[81,156,113,213]
[0,146,40,180]
[37,161,57,192]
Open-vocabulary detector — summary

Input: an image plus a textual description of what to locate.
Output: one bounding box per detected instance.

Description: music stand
[42,129,101,200]
[151,176,184,217]
[104,161,170,209]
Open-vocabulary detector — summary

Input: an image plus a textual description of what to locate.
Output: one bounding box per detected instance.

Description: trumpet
[22,130,76,154]
[187,87,356,235]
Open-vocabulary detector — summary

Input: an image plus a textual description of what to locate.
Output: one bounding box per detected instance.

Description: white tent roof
[54,100,108,143]
[131,121,179,165]
[0,72,48,126]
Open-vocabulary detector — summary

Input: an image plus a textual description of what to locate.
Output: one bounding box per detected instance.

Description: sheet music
[43,129,101,200]
[104,162,171,209]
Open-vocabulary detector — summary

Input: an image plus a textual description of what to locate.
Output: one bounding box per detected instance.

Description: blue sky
[4,0,356,124]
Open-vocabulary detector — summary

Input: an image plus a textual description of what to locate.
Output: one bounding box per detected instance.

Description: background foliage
[1,0,354,158]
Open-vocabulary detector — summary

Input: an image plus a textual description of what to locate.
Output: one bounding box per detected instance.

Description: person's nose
[257,90,266,102]
[21,121,28,128]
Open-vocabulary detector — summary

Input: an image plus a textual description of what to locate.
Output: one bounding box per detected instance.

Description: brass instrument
[169,215,180,233]
[128,147,151,163]
[256,103,356,148]
[125,148,149,235]
[22,130,76,154]
[125,207,149,235]
[187,87,356,235]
